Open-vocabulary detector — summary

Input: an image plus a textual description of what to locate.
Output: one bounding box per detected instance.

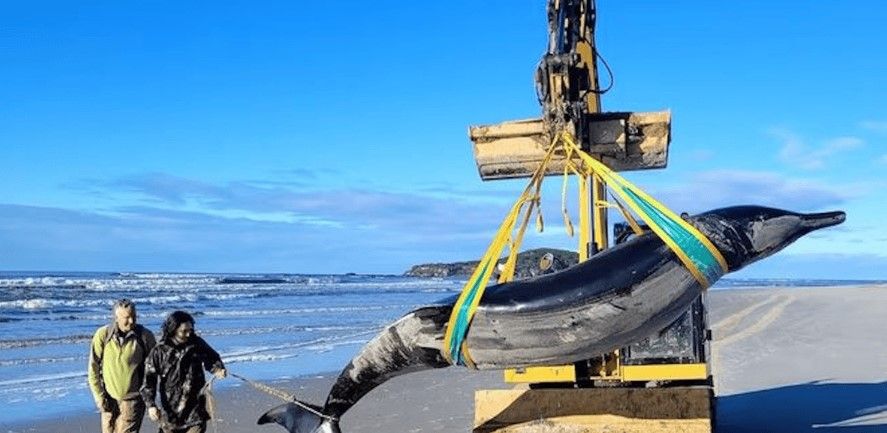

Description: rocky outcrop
[404,248,579,279]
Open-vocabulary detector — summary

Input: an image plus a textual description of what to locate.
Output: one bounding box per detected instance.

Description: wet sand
[9,285,887,433]
[4,369,507,433]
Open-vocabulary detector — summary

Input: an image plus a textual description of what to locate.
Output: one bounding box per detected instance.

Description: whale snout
[801,211,846,231]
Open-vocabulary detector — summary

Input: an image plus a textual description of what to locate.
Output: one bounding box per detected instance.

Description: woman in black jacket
[141,311,226,433]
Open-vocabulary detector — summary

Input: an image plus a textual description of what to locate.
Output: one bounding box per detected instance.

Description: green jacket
[88,324,156,403]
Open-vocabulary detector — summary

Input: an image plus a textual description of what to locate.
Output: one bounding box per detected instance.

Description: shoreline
[6,369,507,433]
[7,285,887,432]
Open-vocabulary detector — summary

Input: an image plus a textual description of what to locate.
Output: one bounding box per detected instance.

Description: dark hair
[161,310,195,344]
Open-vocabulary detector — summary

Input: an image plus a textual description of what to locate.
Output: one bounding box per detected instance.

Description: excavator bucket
[469,111,670,181]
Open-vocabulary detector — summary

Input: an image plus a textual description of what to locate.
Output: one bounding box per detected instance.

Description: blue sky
[1,1,885,278]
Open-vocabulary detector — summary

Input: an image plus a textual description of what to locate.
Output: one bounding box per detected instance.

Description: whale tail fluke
[258,402,340,433]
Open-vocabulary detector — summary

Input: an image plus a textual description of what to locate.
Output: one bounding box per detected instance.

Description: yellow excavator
[469,1,714,432]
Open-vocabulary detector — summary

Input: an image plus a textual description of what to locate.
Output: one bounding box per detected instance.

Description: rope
[442,130,731,366]
[230,372,338,422]
[442,137,562,366]
[202,377,219,433]
[557,132,728,286]
[600,195,645,237]
[561,162,576,237]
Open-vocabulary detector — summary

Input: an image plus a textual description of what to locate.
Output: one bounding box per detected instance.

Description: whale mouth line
[801,211,846,230]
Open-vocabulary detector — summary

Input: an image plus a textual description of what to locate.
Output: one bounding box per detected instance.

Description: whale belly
[464,259,703,369]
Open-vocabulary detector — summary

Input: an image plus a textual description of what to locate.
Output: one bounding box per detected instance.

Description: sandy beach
[710,285,887,432]
[8,285,887,433]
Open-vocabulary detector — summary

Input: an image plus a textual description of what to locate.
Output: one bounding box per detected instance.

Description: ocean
[0,271,881,426]
[0,272,462,426]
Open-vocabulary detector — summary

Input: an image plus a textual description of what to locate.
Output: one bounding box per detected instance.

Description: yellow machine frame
[490,0,709,386]
[468,3,715,431]
[501,176,710,384]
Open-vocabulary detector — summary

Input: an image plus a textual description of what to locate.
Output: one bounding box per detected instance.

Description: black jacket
[141,336,224,429]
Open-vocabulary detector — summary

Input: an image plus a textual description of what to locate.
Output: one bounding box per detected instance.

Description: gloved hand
[212,367,227,379]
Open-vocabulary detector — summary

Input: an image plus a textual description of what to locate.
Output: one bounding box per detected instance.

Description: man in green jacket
[88,299,157,433]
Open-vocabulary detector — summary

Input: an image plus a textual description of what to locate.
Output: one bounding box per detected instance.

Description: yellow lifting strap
[443,132,728,367]
[557,132,728,285]
[441,140,558,367]
[605,196,646,237]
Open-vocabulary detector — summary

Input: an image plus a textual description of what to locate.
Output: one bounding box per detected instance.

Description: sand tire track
[712,293,794,385]
[715,294,793,348]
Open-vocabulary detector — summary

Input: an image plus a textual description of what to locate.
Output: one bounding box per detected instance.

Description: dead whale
[259,205,845,433]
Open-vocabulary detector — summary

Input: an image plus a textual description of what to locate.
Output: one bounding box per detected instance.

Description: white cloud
[731,252,887,280]
[640,169,853,214]
[860,120,887,133]
[0,202,502,274]
[824,136,864,151]
[687,149,715,162]
[771,128,807,165]
[768,128,864,170]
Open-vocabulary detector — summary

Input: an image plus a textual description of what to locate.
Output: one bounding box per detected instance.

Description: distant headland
[404,248,579,278]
